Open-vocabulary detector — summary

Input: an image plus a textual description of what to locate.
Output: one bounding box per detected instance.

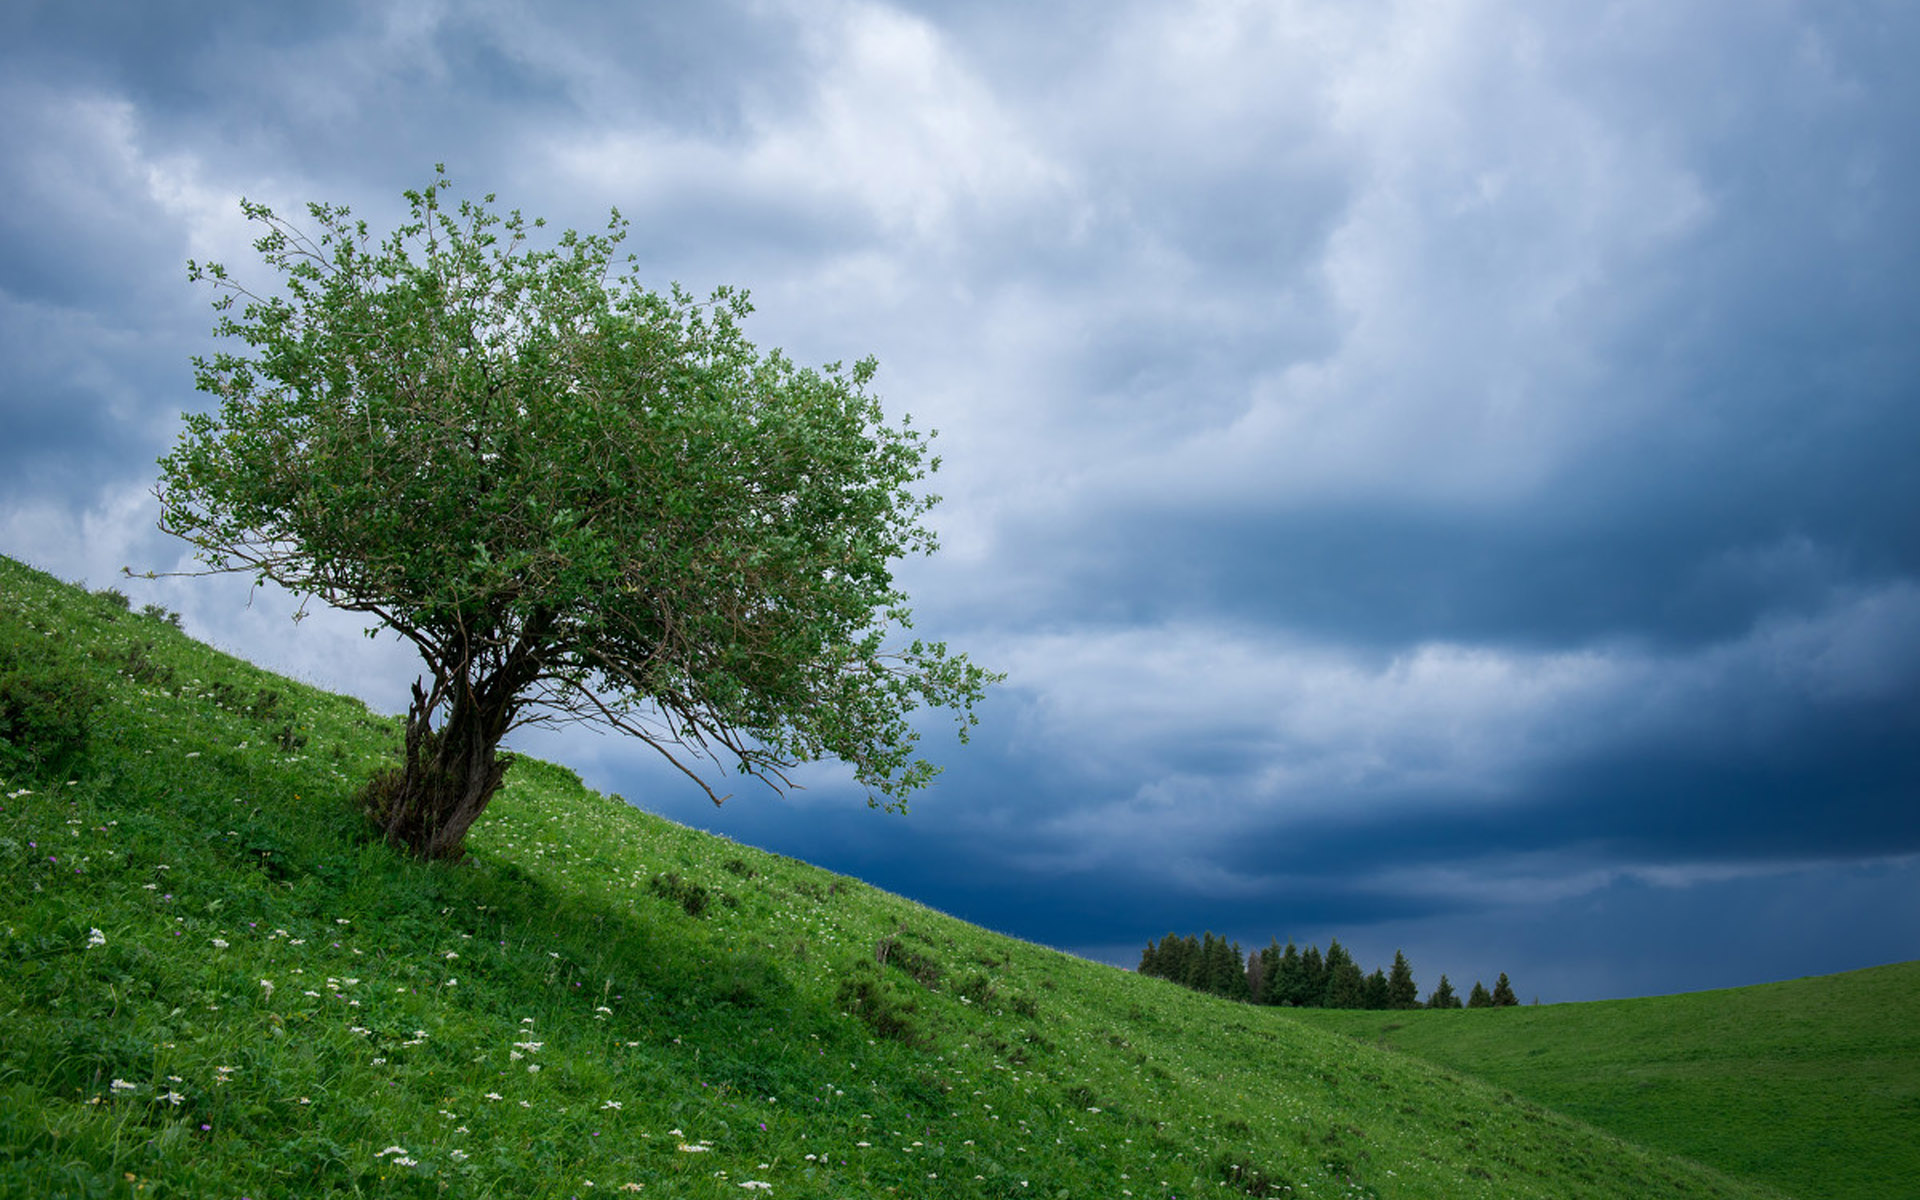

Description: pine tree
[1246,947,1267,1004]
[1323,939,1365,1009]
[1267,940,1305,1007]
[1491,972,1518,1007]
[1468,980,1493,1008]
[1362,968,1390,1010]
[1189,934,1217,991]
[1299,944,1327,1008]
[1427,974,1461,1009]
[1203,936,1244,1000]
[1387,950,1419,1009]
[1138,938,1160,978]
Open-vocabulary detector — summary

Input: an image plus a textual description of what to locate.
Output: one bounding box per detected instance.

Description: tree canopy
[155,170,999,858]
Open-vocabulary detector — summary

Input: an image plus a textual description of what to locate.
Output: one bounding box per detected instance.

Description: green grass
[0,552,1791,1199]
[1286,964,1920,1200]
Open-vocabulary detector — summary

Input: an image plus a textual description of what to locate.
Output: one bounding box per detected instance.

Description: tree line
[1138,932,1519,1010]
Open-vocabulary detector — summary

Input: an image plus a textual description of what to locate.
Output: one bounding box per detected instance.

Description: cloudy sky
[4,0,1916,1002]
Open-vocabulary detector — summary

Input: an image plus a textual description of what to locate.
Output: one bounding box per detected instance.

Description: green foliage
[158,169,998,857]
[0,555,1805,1200]
[1468,980,1493,1008]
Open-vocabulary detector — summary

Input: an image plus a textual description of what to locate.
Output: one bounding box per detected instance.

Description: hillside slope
[1286,962,1920,1200]
[0,553,1783,1199]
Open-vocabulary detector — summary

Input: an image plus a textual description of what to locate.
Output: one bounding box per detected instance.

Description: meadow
[1287,960,1920,1200]
[1,552,1794,1198]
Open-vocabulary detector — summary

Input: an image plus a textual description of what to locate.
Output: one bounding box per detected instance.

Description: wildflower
[374,1146,409,1158]
[211,938,229,950]
[740,1184,773,1192]
[110,1079,138,1094]
[450,1149,469,1161]
[444,951,459,959]
[485,1093,503,1102]
[87,928,106,948]
[601,1100,623,1110]
[260,980,274,998]
[677,1144,710,1153]
[528,1063,541,1073]
[161,1091,185,1106]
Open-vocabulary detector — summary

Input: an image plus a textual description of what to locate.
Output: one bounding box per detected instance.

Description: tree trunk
[362,678,513,861]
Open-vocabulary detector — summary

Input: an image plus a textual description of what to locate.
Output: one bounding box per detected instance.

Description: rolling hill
[0,552,1796,1198]
[1286,959,1920,1200]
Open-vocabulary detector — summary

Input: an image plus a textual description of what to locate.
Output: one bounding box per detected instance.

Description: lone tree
[154,171,999,860]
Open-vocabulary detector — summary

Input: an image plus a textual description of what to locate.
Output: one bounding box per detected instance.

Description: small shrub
[0,624,101,779]
[649,872,711,918]
[722,857,755,879]
[1215,1151,1294,1198]
[138,602,182,628]
[874,936,942,988]
[835,966,924,1046]
[120,641,176,690]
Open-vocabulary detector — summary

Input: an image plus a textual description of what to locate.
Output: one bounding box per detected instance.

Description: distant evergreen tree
[1224,940,1252,1001]
[1362,968,1390,1010]
[1427,974,1462,1009]
[1190,934,1218,991]
[1323,939,1366,1009]
[1468,980,1493,1008]
[1266,940,1305,1006]
[1387,950,1419,1009]
[1299,944,1327,1008]
[1204,936,1248,1000]
[1246,947,1267,1004]
[1491,972,1518,1007]
[1138,937,1160,978]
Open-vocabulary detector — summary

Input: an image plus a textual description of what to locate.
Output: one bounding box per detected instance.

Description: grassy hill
[1286,962,1920,1200]
[0,552,1788,1199]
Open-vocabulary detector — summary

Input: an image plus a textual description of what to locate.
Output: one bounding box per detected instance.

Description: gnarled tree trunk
[361,677,516,860]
